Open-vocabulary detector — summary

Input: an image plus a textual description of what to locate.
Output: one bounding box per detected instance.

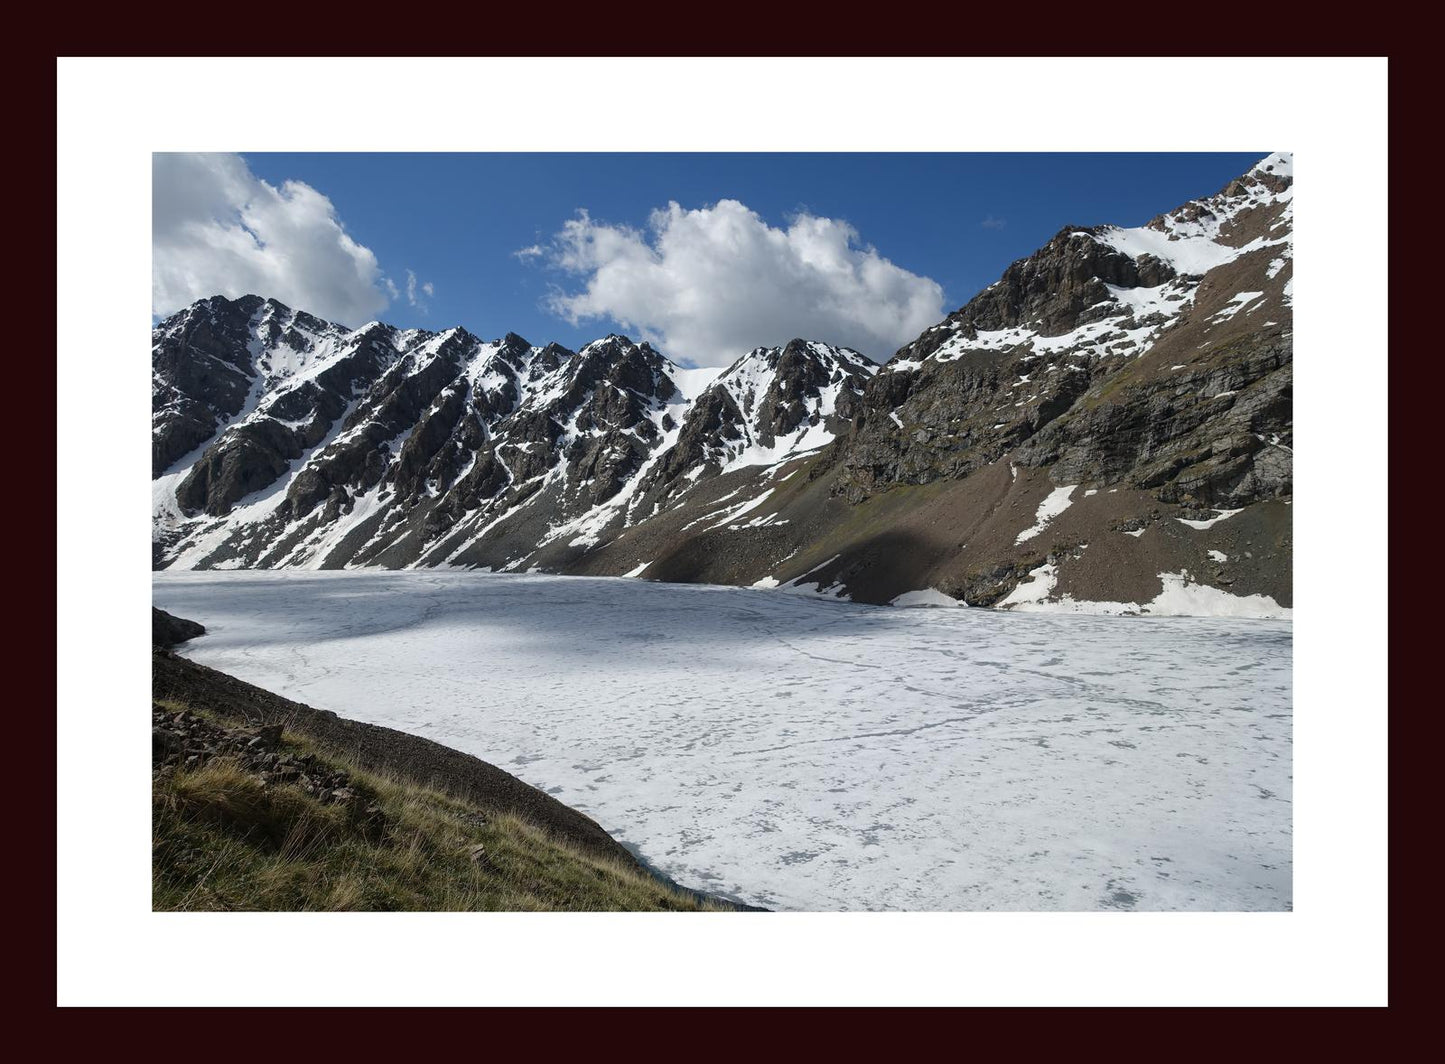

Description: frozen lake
[152,570,1292,911]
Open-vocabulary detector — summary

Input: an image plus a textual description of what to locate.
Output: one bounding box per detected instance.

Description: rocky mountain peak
[936,228,1179,341]
[637,339,876,492]
[1136,151,1293,258]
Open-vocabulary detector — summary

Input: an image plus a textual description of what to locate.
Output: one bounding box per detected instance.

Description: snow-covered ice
[153,570,1292,912]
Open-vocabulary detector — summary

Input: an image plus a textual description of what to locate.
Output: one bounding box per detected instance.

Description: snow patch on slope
[1016,485,1077,544]
[1000,564,1290,620]
[1177,508,1243,530]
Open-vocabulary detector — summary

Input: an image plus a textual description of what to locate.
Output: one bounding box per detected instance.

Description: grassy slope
[152,698,720,913]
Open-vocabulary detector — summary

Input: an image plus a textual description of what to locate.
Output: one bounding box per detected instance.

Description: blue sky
[154,152,1265,366]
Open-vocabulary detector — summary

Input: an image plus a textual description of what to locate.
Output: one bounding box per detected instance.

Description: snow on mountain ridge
[885,152,1292,376]
[152,299,872,571]
[705,340,876,473]
[1095,150,1293,276]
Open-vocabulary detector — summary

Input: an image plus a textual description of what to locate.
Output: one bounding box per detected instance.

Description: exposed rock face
[951,228,1177,337]
[642,339,875,496]
[152,296,357,478]
[151,153,1293,616]
[837,153,1293,515]
[153,304,872,572]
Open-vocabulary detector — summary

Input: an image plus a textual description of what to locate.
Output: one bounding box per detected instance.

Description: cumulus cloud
[152,153,392,325]
[531,200,945,366]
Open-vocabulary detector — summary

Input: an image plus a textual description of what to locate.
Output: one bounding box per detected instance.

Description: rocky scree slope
[152,154,1292,616]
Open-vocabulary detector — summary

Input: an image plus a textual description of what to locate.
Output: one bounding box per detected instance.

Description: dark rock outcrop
[152,607,205,647]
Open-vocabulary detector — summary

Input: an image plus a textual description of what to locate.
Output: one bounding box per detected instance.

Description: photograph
[149,148,1293,914]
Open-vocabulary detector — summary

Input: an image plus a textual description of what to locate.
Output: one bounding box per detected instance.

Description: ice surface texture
[154,570,1291,911]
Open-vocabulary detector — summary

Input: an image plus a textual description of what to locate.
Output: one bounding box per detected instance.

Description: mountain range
[153,152,1292,616]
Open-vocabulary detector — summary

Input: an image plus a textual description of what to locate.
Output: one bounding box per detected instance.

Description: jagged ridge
[153,307,873,572]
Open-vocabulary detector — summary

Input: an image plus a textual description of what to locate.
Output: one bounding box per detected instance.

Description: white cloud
[534,200,945,365]
[981,214,1007,230]
[152,153,391,325]
[403,269,434,312]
